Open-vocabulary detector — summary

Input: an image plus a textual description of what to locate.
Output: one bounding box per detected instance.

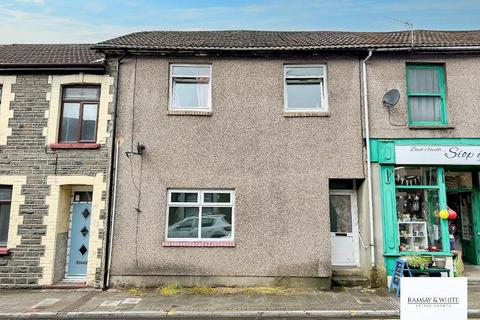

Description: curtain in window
[196,82,209,109]
[408,68,441,122]
[410,96,441,122]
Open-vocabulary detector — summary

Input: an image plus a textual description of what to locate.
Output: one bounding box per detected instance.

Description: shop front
[370,139,480,278]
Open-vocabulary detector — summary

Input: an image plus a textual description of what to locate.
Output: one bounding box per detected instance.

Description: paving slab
[0,287,477,319]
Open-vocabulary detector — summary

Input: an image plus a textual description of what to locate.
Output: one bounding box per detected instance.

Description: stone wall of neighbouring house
[0,65,116,288]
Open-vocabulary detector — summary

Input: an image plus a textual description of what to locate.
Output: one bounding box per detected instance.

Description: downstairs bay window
[165,190,234,242]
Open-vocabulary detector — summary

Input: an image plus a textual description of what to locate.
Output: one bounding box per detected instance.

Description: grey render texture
[101,30,480,288]
[108,54,365,287]
[2,30,480,289]
[0,45,114,288]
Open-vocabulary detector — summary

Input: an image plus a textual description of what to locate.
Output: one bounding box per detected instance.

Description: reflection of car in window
[168,215,231,239]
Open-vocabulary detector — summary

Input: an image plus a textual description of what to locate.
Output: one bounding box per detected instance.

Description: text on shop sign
[395,145,480,165]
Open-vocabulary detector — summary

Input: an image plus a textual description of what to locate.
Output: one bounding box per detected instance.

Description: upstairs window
[59,86,100,143]
[284,65,327,112]
[406,65,447,126]
[169,65,212,111]
[0,186,12,247]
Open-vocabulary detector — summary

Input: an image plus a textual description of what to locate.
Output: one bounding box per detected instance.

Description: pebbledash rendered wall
[0,66,116,288]
[365,53,480,279]
[109,55,366,288]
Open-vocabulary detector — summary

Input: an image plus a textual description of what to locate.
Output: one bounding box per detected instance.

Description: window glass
[172,82,209,109]
[445,171,473,189]
[394,167,437,186]
[286,82,323,110]
[74,191,93,202]
[329,195,352,233]
[0,186,12,201]
[60,86,100,143]
[0,186,12,246]
[201,207,232,238]
[407,68,439,94]
[60,103,80,142]
[285,66,324,77]
[396,188,442,252]
[80,104,98,141]
[171,192,198,203]
[409,97,441,122]
[204,193,230,203]
[0,202,11,246]
[285,65,326,111]
[407,65,445,125]
[170,65,211,111]
[167,207,199,238]
[166,190,234,241]
[64,87,100,100]
[172,66,210,77]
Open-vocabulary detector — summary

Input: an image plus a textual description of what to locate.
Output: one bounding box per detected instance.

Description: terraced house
[2,29,480,290]
[0,44,115,288]
[94,30,480,289]
[94,30,371,289]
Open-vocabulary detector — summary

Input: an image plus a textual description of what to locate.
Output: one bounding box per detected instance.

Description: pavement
[0,286,479,319]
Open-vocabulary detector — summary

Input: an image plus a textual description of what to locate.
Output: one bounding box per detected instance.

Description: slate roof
[0,44,104,69]
[94,30,480,52]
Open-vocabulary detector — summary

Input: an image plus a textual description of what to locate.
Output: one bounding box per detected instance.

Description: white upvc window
[284,65,328,112]
[169,64,212,111]
[165,189,234,241]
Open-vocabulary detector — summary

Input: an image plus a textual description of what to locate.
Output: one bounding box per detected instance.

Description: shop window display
[395,166,443,252]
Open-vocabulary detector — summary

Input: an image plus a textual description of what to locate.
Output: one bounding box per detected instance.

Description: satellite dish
[383,89,400,108]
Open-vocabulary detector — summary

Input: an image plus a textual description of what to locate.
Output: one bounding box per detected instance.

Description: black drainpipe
[102,51,128,290]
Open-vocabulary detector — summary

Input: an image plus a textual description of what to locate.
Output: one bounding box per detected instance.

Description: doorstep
[42,281,87,289]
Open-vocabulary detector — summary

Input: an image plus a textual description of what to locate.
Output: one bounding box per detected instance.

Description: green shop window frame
[406,64,447,127]
[380,165,451,275]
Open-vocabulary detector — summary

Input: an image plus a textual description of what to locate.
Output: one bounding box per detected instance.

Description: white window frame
[168,64,212,112]
[165,189,235,242]
[283,64,328,112]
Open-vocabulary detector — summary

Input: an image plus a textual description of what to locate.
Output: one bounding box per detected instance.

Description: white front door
[330,190,359,266]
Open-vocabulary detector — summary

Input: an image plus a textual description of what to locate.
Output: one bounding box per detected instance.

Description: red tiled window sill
[49,143,101,150]
[0,248,11,255]
[162,241,235,247]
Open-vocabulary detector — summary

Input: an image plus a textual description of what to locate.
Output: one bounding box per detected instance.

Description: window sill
[408,125,455,130]
[0,248,11,255]
[283,111,330,117]
[162,241,235,247]
[49,143,101,149]
[167,110,212,116]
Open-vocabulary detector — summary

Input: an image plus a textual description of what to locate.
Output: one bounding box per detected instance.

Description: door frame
[329,189,360,267]
[64,186,92,281]
[445,168,480,265]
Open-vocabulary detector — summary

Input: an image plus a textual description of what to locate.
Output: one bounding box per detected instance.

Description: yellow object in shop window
[439,209,449,219]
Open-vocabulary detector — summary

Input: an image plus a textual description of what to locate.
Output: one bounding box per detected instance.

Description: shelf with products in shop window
[395,167,443,253]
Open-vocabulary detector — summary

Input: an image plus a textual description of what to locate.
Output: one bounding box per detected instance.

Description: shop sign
[400,277,467,320]
[396,145,480,165]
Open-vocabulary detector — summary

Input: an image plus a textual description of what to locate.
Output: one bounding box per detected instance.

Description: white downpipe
[106,139,120,286]
[362,50,376,269]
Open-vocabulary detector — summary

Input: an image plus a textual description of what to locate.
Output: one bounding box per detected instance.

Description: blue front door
[67,201,92,278]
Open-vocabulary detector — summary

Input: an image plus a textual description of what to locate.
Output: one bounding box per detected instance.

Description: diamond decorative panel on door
[67,201,92,278]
